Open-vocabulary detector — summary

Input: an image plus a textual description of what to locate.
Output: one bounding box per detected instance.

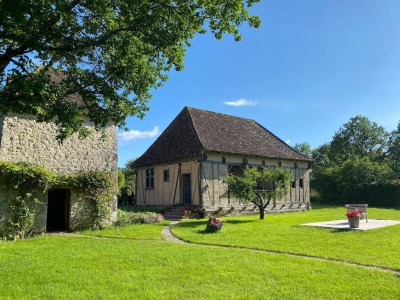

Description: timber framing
[133,107,314,216]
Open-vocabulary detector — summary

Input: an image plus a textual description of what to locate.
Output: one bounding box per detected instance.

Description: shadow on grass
[194,229,224,235]
[174,221,207,228]
[311,202,400,212]
[224,220,256,224]
[294,224,364,234]
[309,203,340,210]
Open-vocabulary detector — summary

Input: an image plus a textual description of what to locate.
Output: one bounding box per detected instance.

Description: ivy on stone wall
[0,161,55,193]
[0,161,116,240]
[66,172,116,230]
[0,161,54,240]
[5,194,41,240]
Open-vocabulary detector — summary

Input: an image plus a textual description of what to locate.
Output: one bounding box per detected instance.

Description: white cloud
[286,140,291,144]
[118,126,160,142]
[223,98,257,107]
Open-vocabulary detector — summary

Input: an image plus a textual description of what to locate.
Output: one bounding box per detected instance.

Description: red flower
[346,211,362,218]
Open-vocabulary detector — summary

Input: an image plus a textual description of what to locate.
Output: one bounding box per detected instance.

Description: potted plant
[346,211,362,228]
[205,217,224,232]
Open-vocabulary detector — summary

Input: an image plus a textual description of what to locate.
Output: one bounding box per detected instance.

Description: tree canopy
[293,142,312,158]
[298,115,400,206]
[226,166,291,220]
[388,121,400,176]
[329,115,389,164]
[0,0,261,140]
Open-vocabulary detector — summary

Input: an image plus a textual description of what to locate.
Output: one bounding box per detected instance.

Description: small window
[278,161,282,167]
[294,163,298,169]
[256,180,274,190]
[164,169,170,182]
[262,160,266,166]
[291,180,296,189]
[222,157,226,164]
[299,178,304,189]
[243,158,248,165]
[265,180,274,190]
[146,168,154,188]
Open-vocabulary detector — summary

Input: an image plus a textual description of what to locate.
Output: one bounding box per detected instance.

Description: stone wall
[0,183,48,236]
[0,114,118,234]
[0,114,117,174]
[0,183,116,236]
[69,189,93,230]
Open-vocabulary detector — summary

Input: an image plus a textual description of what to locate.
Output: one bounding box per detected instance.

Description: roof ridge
[186,106,255,122]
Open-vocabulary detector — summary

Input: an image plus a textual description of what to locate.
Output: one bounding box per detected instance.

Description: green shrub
[4,194,39,240]
[116,211,164,226]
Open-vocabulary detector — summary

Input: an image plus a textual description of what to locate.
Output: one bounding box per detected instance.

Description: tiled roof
[132,107,313,167]
[48,71,84,105]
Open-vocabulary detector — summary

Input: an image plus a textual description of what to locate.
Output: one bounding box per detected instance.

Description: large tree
[329,115,389,164]
[293,142,312,158]
[118,158,136,205]
[388,121,400,177]
[0,0,261,140]
[226,166,292,220]
[310,116,396,204]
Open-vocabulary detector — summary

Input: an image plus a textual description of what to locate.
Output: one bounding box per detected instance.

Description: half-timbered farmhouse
[133,107,314,216]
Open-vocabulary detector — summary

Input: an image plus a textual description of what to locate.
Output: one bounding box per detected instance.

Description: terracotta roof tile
[133,107,313,167]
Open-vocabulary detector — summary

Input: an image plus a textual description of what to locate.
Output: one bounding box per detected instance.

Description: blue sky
[118,0,400,167]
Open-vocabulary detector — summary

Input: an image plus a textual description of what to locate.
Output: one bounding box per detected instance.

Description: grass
[0,235,399,299]
[78,220,170,240]
[172,204,400,271]
[1,204,400,299]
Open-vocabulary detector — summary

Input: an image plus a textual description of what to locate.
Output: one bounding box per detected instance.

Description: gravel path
[161,221,186,244]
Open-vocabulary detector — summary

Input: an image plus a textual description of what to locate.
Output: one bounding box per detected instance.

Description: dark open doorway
[46,189,70,232]
[182,174,191,205]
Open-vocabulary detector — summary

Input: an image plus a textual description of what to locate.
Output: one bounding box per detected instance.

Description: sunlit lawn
[0,235,399,299]
[1,205,400,299]
[172,204,400,271]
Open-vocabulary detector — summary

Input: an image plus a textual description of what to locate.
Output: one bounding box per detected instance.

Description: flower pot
[348,217,360,228]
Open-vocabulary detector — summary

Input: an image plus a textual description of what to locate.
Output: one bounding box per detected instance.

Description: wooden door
[182,174,191,205]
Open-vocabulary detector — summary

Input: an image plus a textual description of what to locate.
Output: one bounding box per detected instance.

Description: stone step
[163,215,185,221]
[163,213,184,217]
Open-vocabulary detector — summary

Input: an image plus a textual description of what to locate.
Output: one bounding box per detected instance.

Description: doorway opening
[46,189,70,232]
[182,174,191,205]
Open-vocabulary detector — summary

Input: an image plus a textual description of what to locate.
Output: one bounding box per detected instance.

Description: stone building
[0,114,118,234]
[133,107,314,216]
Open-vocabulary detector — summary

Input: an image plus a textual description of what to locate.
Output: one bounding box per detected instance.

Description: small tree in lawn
[226,167,292,220]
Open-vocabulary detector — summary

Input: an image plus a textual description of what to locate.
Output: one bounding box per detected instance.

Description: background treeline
[294,116,400,208]
[118,159,136,206]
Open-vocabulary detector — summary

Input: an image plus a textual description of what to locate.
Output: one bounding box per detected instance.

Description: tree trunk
[259,206,265,220]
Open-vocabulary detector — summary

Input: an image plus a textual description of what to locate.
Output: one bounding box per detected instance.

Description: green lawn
[172,204,400,271]
[78,220,170,240]
[0,235,399,299]
[1,204,400,299]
